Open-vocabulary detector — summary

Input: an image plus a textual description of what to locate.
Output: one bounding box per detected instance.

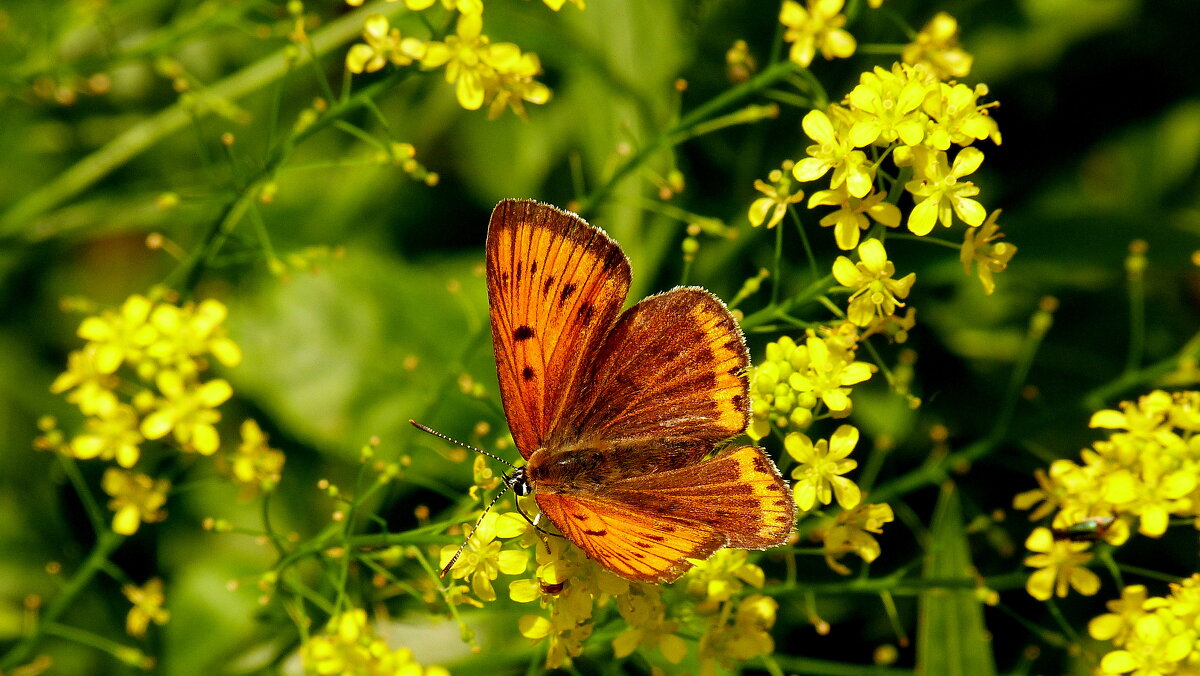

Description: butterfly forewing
[486,200,631,458]
[551,287,750,456]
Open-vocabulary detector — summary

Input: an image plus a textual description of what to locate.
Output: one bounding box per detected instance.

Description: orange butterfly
[463,199,793,584]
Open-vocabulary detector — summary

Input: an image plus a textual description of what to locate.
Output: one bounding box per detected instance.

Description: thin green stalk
[789,205,819,281]
[994,301,1055,439]
[0,531,125,669]
[1083,330,1200,409]
[771,219,785,306]
[1124,244,1147,374]
[576,59,800,217]
[740,273,835,331]
[0,0,407,237]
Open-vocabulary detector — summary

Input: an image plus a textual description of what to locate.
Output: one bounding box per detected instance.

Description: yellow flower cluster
[345,6,551,119]
[748,331,875,440]
[301,609,449,676]
[1015,390,1200,600]
[1089,575,1200,675]
[42,291,281,534]
[748,29,1011,292]
[436,507,780,670]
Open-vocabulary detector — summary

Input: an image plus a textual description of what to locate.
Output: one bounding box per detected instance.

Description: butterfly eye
[506,468,532,497]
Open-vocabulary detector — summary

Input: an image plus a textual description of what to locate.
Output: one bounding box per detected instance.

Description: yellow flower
[699,594,779,673]
[1023,527,1101,600]
[832,238,916,327]
[748,162,804,229]
[420,12,550,117]
[219,419,285,493]
[793,107,874,198]
[542,0,585,10]
[482,47,550,120]
[421,12,490,110]
[779,0,856,68]
[905,146,987,235]
[808,185,901,250]
[922,81,1001,150]
[902,12,973,80]
[440,511,527,602]
[123,578,170,638]
[685,550,765,612]
[846,64,931,148]
[301,608,449,676]
[102,468,170,535]
[346,14,425,74]
[1089,585,1150,645]
[960,209,1016,295]
[69,403,144,468]
[140,371,233,454]
[612,585,687,664]
[822,502,894,575]
[786,334,874,414]
[787,425,861,511]
[76,294,157,374]
[50,346,121,417]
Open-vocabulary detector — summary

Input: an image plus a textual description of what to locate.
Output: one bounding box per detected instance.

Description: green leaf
[916,483,997,676]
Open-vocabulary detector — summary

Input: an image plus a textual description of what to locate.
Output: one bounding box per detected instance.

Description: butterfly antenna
[439,481,513,577]
[409,420,515,468]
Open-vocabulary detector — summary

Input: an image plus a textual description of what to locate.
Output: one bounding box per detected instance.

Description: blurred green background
[1,0,1198,673]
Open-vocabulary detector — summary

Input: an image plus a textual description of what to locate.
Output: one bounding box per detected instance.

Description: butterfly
[474,199,794,584]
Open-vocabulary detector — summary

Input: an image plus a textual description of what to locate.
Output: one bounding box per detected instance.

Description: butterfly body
[487,199,794,583]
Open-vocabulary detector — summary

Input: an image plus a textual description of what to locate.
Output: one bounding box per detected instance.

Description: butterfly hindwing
[535,492,725,584]
[551,287,749,457]
[486,200,631,458]
[535,445,794,583]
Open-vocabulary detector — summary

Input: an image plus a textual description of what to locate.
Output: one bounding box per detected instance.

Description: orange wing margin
[535,446,794,583]
[549,287,750,457]
[486,200,631,458]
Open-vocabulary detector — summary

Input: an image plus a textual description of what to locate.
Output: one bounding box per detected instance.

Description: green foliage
[1,0,1199,674]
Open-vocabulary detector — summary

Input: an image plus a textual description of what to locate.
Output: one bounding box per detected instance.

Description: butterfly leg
[513,497,562,552]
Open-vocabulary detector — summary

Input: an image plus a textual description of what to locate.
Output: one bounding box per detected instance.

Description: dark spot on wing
[530,261,538,274]
[583,528,607,536]
[645,534,666,542]
[752,455,771,475]
[543,276,555,296]
[513,325,534,341]
[516,261,523,281]
[723,338,742,354]
[522,366,535,381]
[732,394,746,408]
[572,513,589,521]
[777,515,794,524]
[576,302,594,324]
[559,282,577,305]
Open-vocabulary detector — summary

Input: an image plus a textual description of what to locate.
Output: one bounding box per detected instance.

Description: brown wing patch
[487,200,631,458]
[535,493,726,583]
[552,287,750,457]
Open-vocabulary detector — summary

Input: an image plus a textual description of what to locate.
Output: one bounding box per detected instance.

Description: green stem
[740,273,836,331]
[0,0,405,238]
[0,531,125,669]
[576,59,800,217]
[1083,330,1200,409]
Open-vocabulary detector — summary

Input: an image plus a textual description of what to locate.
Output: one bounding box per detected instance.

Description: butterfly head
[504,466,532,497]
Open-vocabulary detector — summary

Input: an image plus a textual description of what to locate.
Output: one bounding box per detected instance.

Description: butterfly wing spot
[513,325,534,341]
[522,367,535,381]
[559,282,578,306]
[530,261,538,274]
[583,528,608,536]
